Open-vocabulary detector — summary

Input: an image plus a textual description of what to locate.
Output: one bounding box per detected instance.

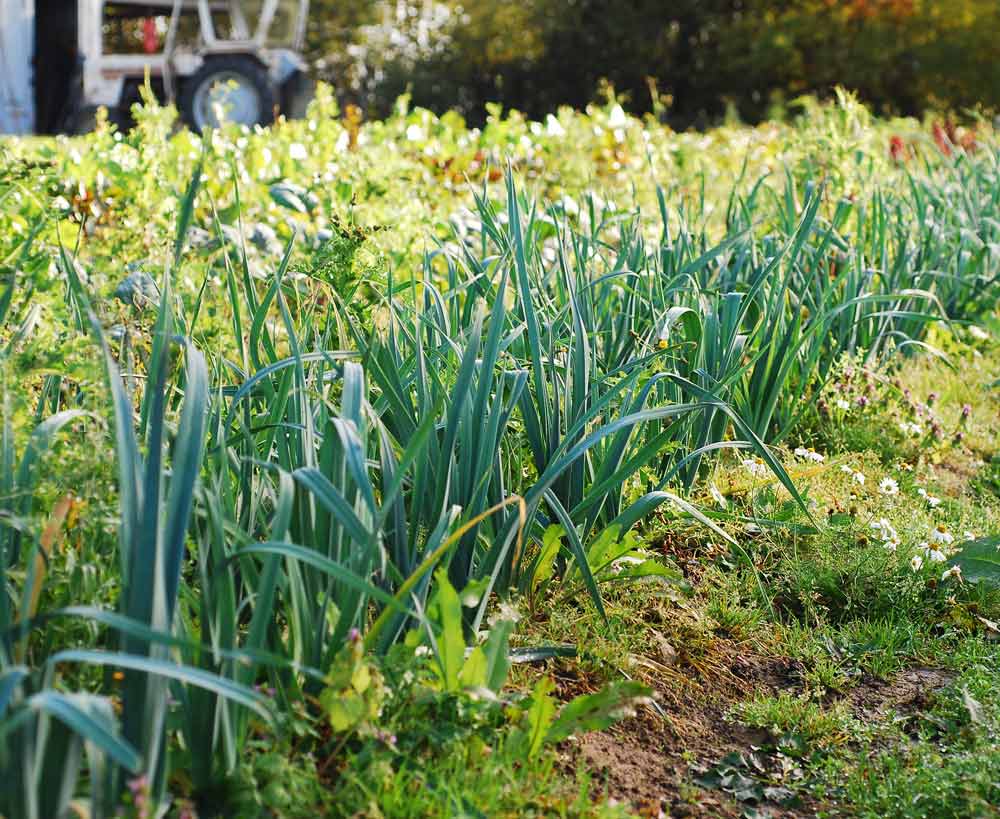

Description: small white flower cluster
[794,447,825,463]
[544,114,566,138]
[912,526,964,580]
[836,399,851,411]
[742,458,768,478]
[968,325,989,341]
[488,601,522,626]
[871,518,900,551]
[916,487,942,508]
[840,464,866,486]
[898,421,923,437]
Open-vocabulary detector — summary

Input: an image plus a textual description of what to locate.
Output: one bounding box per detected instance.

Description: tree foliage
[305,0,1000,124]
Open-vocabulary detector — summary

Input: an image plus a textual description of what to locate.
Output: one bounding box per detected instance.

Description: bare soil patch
[559,642,814,817]
[842,667,953,725]
[930,449,989,498]
[562,640,954,817]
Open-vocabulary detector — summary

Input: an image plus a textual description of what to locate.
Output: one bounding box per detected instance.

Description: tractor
[0,0,312,134]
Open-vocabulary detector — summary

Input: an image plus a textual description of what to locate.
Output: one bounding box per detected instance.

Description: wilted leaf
[961,688,985,725]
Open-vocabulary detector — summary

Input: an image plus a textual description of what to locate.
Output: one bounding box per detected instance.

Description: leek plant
[2,116,999,816]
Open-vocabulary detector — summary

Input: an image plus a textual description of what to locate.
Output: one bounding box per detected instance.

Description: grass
[504,328,1000,816]
[0,86,999,817]
[735,692,863,749]
[818,642,1000,818]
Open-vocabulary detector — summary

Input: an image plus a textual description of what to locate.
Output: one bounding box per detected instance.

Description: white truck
[0,0,311,134]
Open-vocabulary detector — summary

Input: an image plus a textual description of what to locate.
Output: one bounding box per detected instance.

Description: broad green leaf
[951,535,1000,585]
[546,680,651,744]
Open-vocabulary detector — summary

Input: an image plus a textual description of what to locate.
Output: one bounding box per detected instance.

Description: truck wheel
[179,56,275,131]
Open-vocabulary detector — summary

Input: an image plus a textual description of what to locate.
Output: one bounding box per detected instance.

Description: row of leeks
[2,145,999,816]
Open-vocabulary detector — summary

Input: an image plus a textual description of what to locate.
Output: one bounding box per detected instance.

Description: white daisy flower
[941,565,962,582]
[930,526,954,545]
[794,447,825,462]
[854,471,866,486]
[927,549,947,563]
[742,458,768,478]
[911,555,923,571]
[878,477,899,496]
[870,518,899,542]
[871,518,899,552]
[916,487,942,507]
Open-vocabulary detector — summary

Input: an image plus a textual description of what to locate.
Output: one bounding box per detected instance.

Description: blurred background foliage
[305,0,1000,125]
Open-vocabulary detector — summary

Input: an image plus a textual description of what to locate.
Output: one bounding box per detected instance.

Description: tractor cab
[0,0,311,134]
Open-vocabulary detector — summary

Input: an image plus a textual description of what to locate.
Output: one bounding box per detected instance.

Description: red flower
[932,122,952,156]
[889,135,906,163]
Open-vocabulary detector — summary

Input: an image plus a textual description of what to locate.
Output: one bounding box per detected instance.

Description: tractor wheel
[179,56,275,132]
[281,70,315,120]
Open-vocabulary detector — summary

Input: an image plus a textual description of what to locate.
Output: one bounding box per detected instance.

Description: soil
[561,639,955,818]
[843,668,954,726]
[930,448,987,498]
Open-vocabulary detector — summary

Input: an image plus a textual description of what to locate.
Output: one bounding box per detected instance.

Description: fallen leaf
[976,615,999,633]
[961,687,985,725]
